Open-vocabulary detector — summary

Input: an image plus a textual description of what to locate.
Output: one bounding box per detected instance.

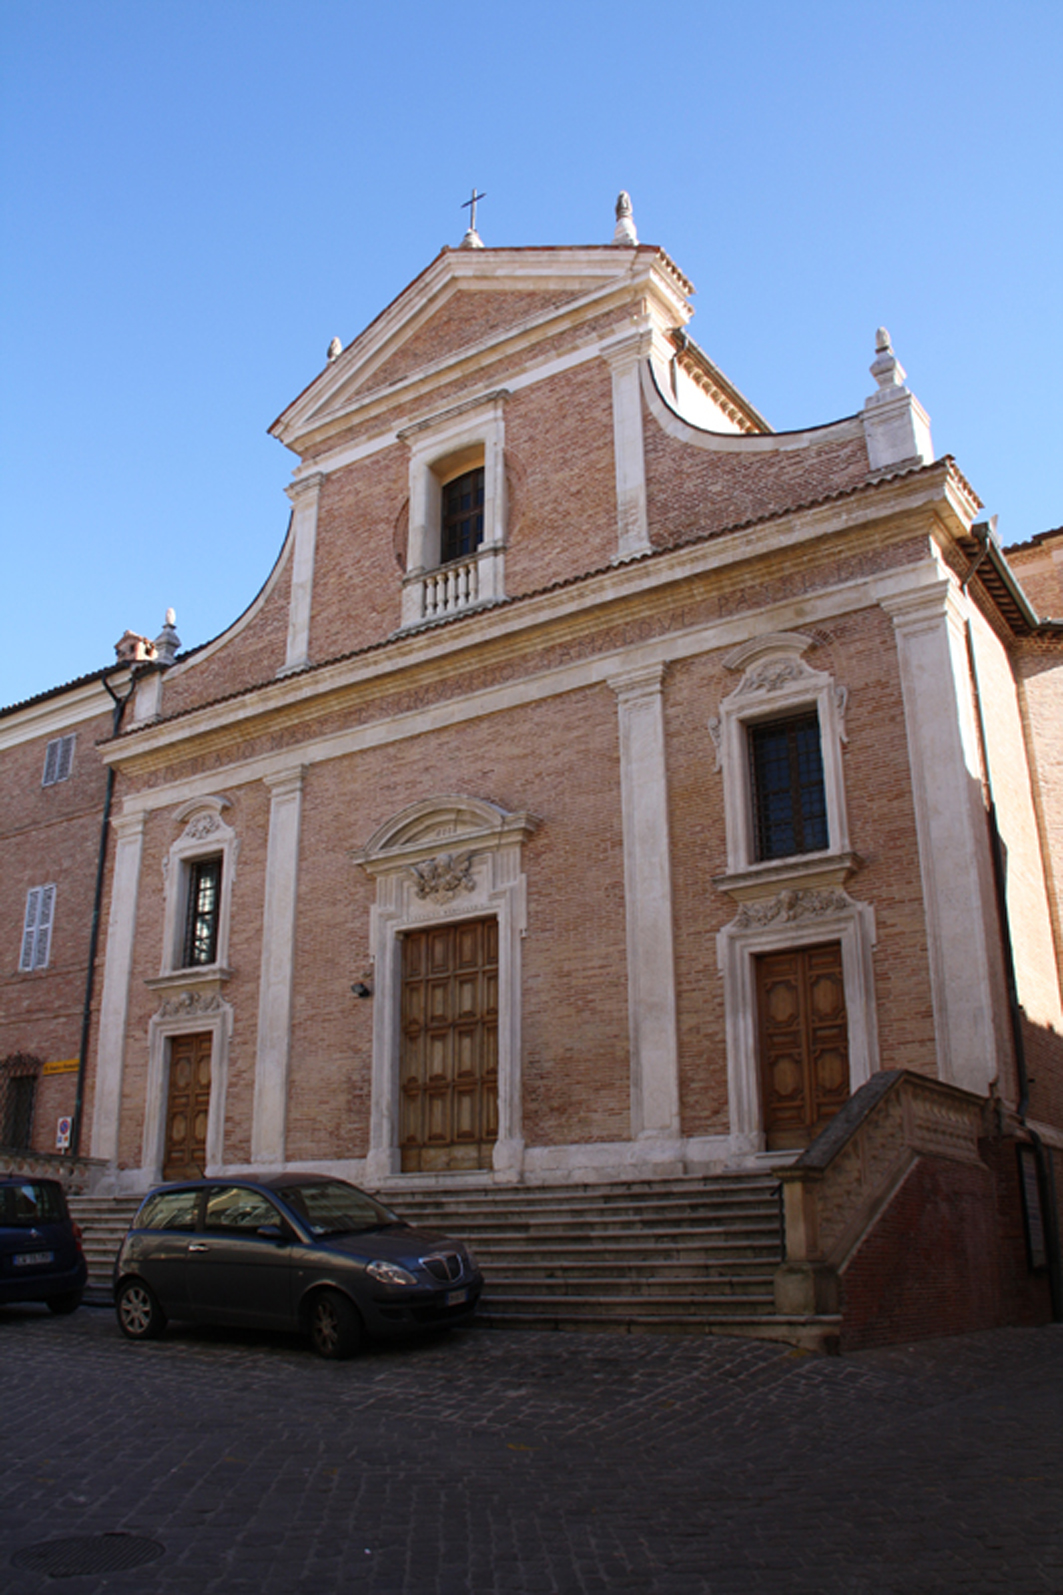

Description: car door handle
[187,1242,209,1253]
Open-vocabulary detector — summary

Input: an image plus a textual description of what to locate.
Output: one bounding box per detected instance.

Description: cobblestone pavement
[1,1306,1060,1595]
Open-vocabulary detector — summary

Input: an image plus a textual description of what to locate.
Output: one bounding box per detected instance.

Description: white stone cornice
[262,764,307,799]
[878,576,954,630]
[284,470,325,504]
[607,661,667,700]
[112,809,148,842]
[102,568,961,820]
[397,389,509,442]
[600,327,655,368]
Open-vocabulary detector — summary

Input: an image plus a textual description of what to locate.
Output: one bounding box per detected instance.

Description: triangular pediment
[344,283,587,399]
[271,245,691,454]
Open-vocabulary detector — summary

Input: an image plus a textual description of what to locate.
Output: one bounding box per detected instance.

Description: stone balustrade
[422,554,479,618]
[0,1148,108,1192]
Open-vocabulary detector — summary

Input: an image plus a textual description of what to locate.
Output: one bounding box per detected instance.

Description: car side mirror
[256,1223,287,1244]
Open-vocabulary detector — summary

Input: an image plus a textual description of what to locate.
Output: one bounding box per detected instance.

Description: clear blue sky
[2,1,1060,708]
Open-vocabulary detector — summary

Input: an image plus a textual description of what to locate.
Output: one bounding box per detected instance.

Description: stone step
[475,1254,776,1278]
[475,1307,841,1353]
[439,1223,781,1249]
[479,1288,775,1317]
[483,1275,774,1300]
[389,1192,780,1220]
[69,1196,140,1297]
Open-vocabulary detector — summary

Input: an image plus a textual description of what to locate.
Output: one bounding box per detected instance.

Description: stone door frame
[353,796,538,1184]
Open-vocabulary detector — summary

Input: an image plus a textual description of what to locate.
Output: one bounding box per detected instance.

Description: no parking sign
[56,1116,72,1151]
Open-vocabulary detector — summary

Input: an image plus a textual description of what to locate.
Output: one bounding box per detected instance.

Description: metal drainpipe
[961,531,1063,1319]
[69,669,138,1160]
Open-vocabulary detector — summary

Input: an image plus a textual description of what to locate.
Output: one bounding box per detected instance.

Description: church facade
[17,200,1059,1209]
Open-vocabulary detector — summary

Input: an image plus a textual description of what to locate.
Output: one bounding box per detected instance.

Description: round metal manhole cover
[12,1533,164,1577]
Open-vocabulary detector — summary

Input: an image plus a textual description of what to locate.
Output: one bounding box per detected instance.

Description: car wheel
[308,1289,361,1359]
[46,1290,83,1315]
[116,1278,166,1341]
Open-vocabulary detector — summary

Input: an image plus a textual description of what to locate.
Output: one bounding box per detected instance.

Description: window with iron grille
[183,857,222,967]
[20,886,56,972]
[0,1055,41,1150]
[440,467,484,564]
[748,713,828,860]
[42,735,75,786]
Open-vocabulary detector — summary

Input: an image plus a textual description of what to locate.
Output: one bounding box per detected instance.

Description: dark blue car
[0,1177,87,1314]
[114,1174,482,1358]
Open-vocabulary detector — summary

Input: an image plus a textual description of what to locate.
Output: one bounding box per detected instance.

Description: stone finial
[459,225,484,250]
[154,609,182,666]
[863,325,933,471]
[327,336,343,362]
[869,326,907,392]
[613,191,638,246]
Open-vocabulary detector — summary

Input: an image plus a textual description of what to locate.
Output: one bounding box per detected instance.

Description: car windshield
[275,1181,399,1237]
[0,1182,65,1226]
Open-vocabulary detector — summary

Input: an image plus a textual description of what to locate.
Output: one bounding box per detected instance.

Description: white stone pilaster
[882,579,1005,1094]
[251,766,307,1163]
[602,330,652,560]
[609,663,680,1139]
[281,473,325,674]
[90,809,147,1162]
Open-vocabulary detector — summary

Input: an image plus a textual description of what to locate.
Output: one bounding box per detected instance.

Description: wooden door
[164,1031,212,1179]
[756,942,849,1150]
[400,918,498,1172]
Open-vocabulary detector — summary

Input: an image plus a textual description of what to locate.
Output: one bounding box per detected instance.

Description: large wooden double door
[756,942,850,1151]
[400,918,498,1173]
[163,1031,212,1180]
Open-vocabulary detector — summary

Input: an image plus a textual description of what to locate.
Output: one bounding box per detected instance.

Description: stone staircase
[386,1175,836,1349]
[69,1175,840,1349]
[68,1194,141,1304]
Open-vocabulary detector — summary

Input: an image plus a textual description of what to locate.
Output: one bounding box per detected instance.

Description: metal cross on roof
[461,188,486,230]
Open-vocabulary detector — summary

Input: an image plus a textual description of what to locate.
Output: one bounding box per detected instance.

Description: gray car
[113,1174,482,1358]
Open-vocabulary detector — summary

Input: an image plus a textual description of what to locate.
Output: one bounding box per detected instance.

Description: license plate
[445,1287,469,1306]
[13,1251,53,1267]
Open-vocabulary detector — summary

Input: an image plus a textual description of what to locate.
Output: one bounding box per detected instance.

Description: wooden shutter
[42,735,74,786]
[20,885,56,972]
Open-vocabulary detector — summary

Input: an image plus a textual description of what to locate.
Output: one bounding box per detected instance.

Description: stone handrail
[774,1069,987,1315]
